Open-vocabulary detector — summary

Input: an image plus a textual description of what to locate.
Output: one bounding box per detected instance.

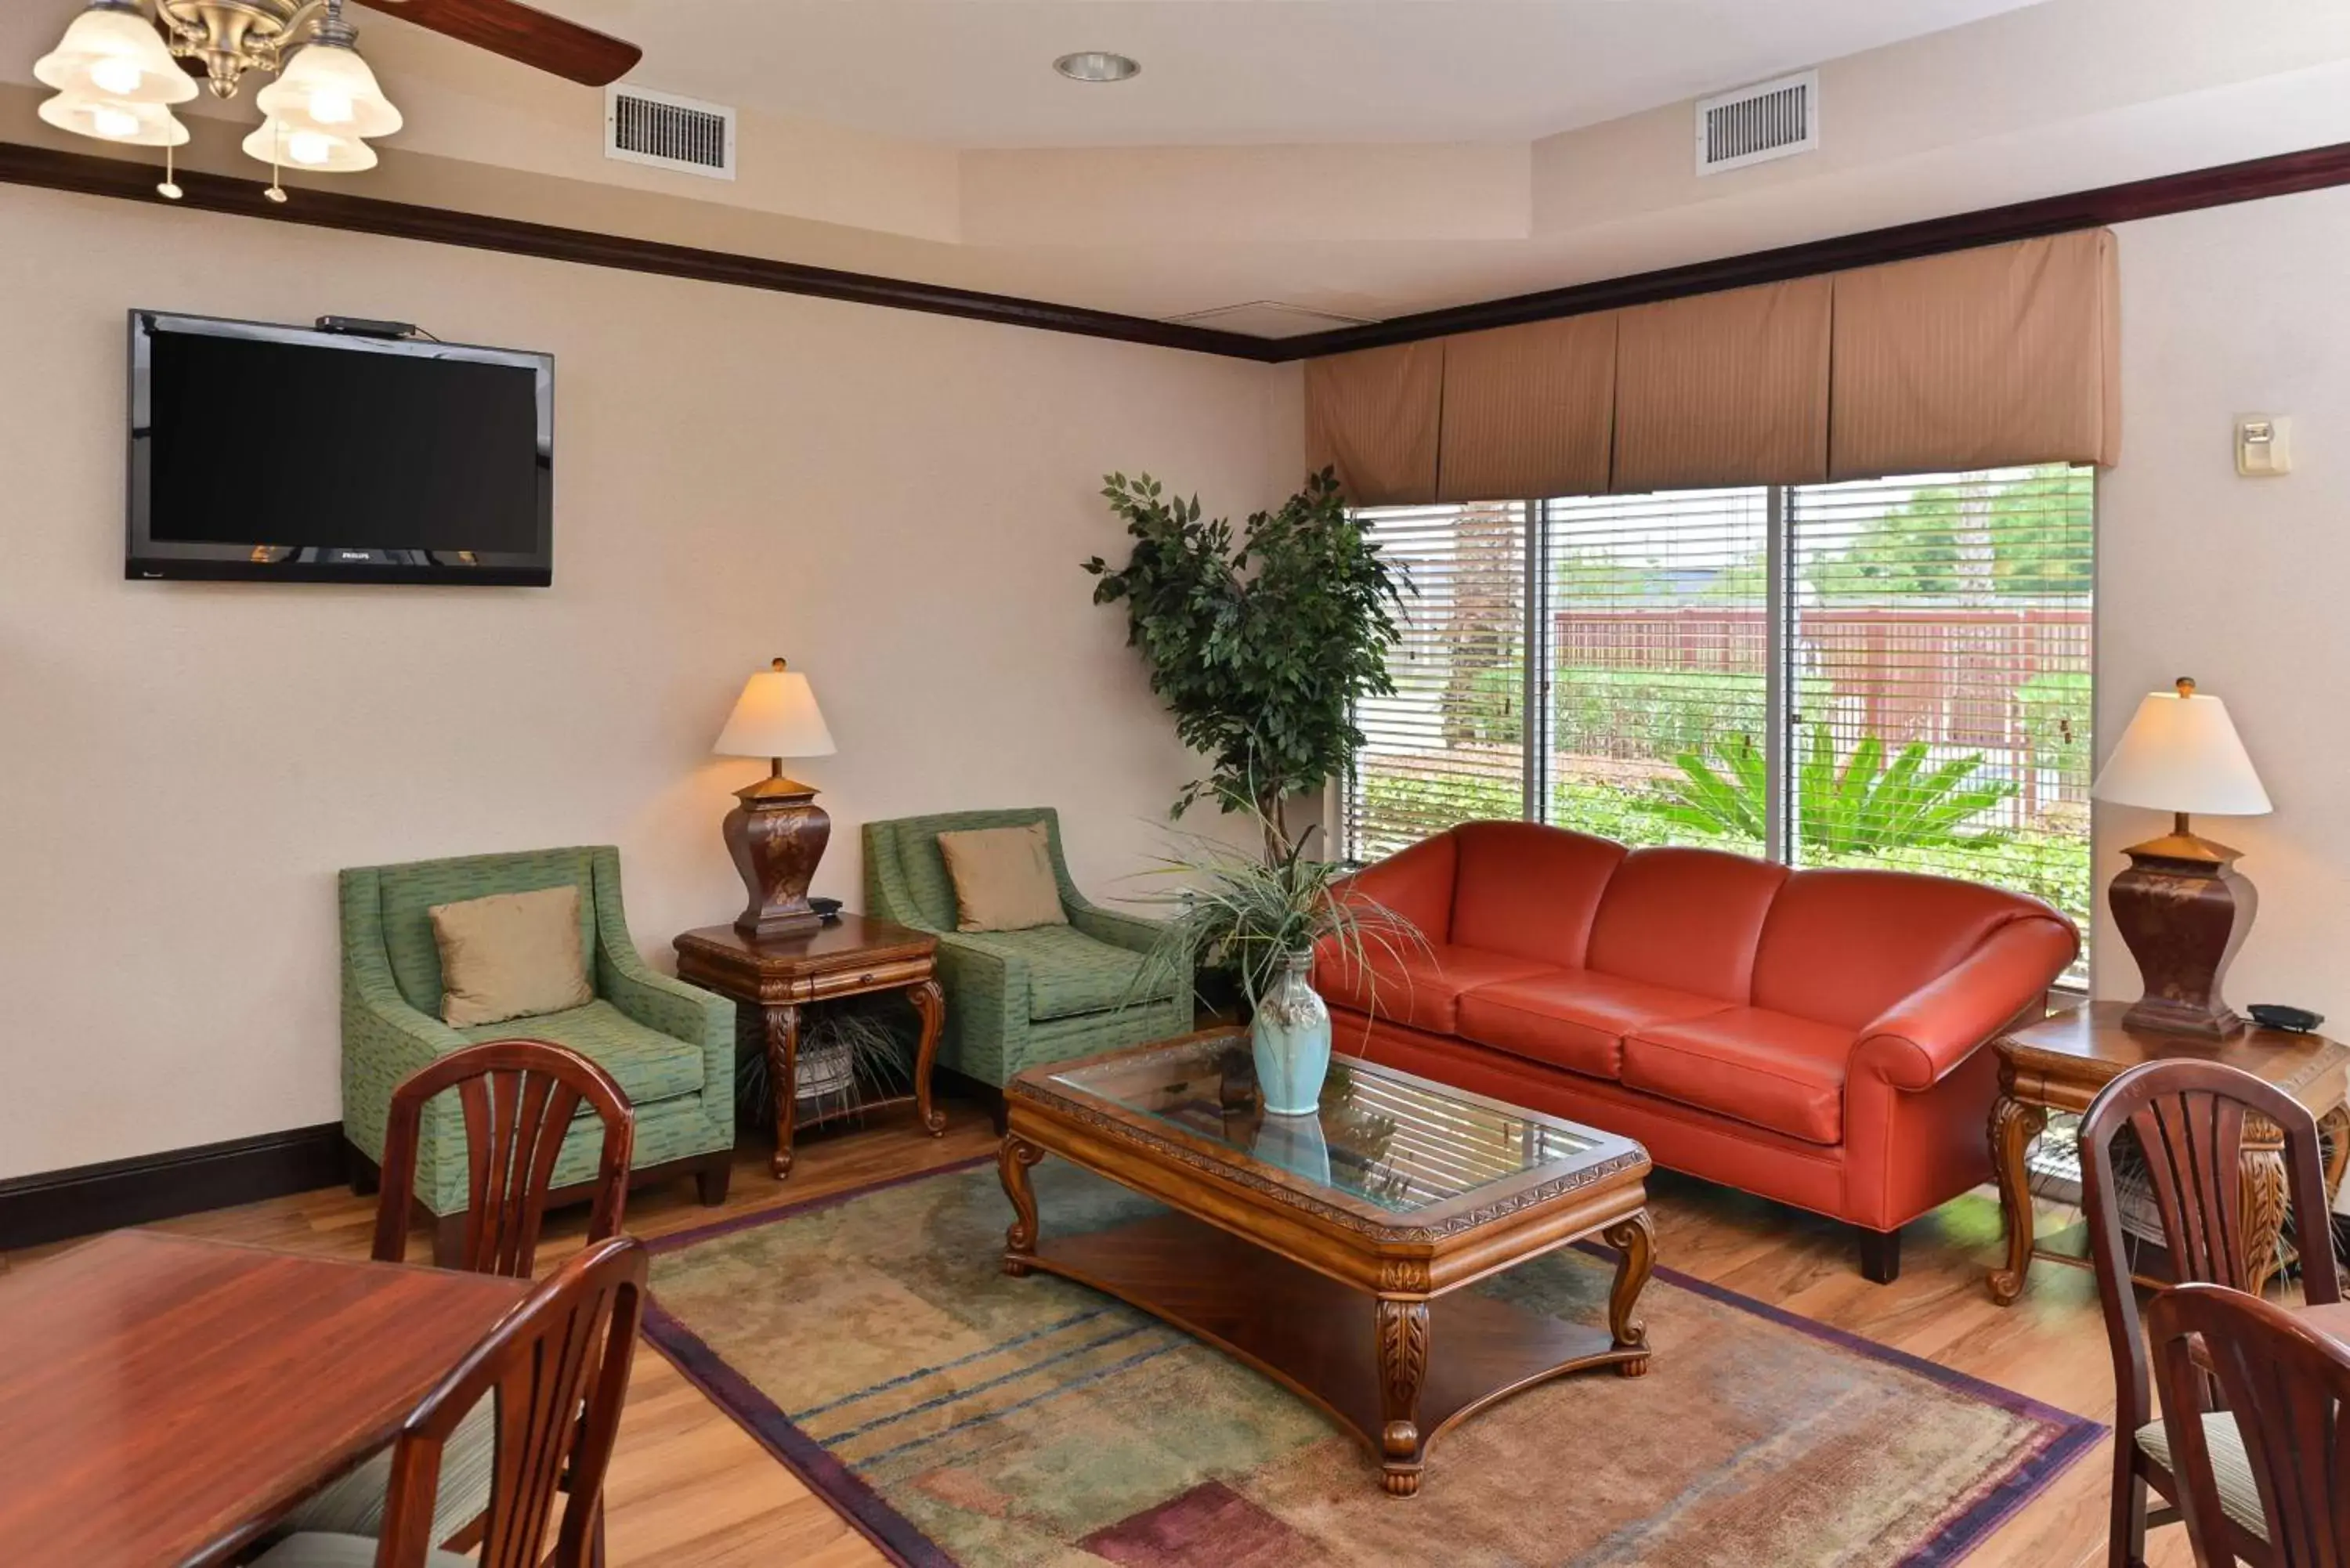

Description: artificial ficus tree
[1084,469,1410,860]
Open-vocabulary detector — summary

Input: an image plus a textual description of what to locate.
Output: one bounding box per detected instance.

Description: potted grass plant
[1133,805,1423,1115]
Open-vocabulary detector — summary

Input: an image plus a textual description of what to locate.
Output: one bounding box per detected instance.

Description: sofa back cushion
[1585,847,1788,1002]
[1753,868,2055,1030]
[1448,822,1628,970]
[373,847,602,1017]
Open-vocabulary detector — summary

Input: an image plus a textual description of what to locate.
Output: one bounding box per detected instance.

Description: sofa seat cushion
[461,999,703,1106]
[1456,971,1732,1080]
[949,926,1159,1021]
[1318,943,1557,1035]
[1620,1007,1856,1145]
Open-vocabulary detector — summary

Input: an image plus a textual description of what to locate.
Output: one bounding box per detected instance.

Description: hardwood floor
[0,1103,2196,1567]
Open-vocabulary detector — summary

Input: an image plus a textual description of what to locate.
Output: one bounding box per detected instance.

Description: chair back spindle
[2149,1281,2350,1568]
[374,1039,635,1277]
[372,1235,647,1568]
[2081,1059,2341,1436]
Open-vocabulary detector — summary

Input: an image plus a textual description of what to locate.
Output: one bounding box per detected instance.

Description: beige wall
[2096,187,2350,1021]
[0,183,1299,1178]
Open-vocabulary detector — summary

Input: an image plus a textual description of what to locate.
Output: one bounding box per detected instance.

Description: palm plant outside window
[1343,464,2094,983]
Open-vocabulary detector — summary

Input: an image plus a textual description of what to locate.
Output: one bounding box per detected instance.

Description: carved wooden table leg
[2322,1104,2350,1198]
[1603,1210,1655,1377]
[999,1135,1044,1277]
[765,1003,801,1180]
[2240,1115,2290,1299]
[909,978,946,1136]
[1987,1093,2047,1306]
[1374,1296,1430,1498]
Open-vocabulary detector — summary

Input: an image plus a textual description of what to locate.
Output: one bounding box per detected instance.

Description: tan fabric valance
[1302,229,2120,507]
[1612,277,1831,493]
[1829,229,2120,480]
[1437,315,1615,502]
[1303,341,1442,506]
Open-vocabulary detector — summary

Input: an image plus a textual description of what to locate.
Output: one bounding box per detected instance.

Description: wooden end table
[1988,999,2350,1304]
[1000,1030,1655,1498]
[675,913,945,1180]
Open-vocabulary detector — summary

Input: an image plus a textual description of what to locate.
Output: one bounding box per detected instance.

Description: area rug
[640,1158,2098,1568]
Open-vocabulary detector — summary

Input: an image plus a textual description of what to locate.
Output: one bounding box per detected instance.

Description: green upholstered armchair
[863,809,1190,1092]
[341,846,735,1255]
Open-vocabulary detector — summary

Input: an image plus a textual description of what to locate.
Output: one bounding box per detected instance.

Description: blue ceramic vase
[1253,949,1332,1117]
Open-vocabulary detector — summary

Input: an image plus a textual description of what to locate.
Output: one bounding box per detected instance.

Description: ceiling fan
[33,0,642,199]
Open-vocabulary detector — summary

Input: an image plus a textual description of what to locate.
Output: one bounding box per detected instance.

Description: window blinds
[1343,502,1528,862]
[1787,464,2095,948]
[1544,488,1773,854]
[1345,467,2094,977]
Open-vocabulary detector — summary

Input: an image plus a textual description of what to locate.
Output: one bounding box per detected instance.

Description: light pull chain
[157,139,182,201]
[264,119,287,204]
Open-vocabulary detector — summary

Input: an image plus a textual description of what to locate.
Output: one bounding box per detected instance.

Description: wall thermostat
[2236,414,2291,477]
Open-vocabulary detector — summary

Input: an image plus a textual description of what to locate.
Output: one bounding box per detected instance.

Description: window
[1345,502,1527,862]
[1346,466,2094,974]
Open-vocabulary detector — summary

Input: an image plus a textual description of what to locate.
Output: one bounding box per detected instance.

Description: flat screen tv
[128,310,554,585]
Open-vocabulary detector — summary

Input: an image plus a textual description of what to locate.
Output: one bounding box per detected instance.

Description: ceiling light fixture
[1054,51,1140,83]
[32,0,400,201]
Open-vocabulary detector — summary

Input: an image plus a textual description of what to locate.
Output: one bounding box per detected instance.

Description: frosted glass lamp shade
[34,2,194,107]
[242,117,379,173]
[256,39,403,139]
[2093,684,2272,817]
[714,660,837,760]
[38,91,188,146]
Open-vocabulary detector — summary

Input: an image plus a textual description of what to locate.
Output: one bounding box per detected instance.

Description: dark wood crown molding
[1268,138,2350,359]
[5,135,2350,366]
[0,139,1284,363]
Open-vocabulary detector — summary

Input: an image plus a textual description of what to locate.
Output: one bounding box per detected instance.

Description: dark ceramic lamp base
[2109,811,2256,1039]
[723,771,830,939]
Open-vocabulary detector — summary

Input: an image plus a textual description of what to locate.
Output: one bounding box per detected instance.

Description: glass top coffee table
[1000,1028,1655,1498]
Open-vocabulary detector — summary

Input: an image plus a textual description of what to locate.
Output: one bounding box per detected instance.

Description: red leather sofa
[1317,821,2079,1281]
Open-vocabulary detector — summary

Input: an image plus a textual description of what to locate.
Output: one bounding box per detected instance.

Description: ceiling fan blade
[357,0,642,86]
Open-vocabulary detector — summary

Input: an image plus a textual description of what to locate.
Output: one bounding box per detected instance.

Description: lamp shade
[2092,681,2272,816]
[714,659,837,760]
[38,91,187,146]
[34,1,194,107]
[242,117,379,173]
[256,38,403,139]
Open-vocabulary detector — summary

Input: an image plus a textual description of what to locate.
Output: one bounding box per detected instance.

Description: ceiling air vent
[605,85,736,181]
[1162,301,1378,339]
[1695,70,1817,176]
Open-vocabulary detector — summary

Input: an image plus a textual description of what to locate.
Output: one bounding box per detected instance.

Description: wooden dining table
[0,1229,528,1567]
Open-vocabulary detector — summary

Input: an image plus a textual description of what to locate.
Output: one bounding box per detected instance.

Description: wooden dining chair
[376,1037,638,1277]
[2082,1057,2342,1568]
[2149,1281,2350,1566]
[252,1234,649,1568]
[276,1039,637,1552]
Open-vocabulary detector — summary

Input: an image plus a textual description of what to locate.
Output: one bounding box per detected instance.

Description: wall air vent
[1695,70,1817,176]
[606,85,736,180]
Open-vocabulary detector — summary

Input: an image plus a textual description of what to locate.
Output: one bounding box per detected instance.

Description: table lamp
[2092,677,2272,1037]
[714,657,837,938]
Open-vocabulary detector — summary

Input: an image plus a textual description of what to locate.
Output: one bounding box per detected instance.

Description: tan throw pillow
[936,823,1069,934]
[428,884,595,1028]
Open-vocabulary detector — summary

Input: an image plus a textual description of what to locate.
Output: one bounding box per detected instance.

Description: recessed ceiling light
[1054,51,1140,83]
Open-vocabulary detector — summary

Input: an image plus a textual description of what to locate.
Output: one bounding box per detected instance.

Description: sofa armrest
[1334,833,1456,945]
[1068,898,1162,955]
[1851,917,2081,1092]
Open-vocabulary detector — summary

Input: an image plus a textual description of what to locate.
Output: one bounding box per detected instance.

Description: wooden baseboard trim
[0,1122,347,1252]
